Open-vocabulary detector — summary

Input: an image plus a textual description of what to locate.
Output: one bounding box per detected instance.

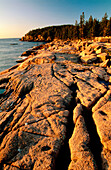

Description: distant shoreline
[0,37,20,39]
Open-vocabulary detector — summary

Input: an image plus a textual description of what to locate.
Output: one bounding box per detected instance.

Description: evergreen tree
[105,17,111,36]
[73,20,79,39]
[84,21,88,38]
[88,15,93,38]
[92,18,100,37]
[100,13,108,36]
[79,12,85,39]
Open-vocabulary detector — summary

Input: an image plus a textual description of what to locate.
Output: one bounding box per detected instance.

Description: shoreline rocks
[0,38,111,169]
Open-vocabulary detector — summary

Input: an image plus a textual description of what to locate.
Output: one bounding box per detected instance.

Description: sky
[0,0,111,38]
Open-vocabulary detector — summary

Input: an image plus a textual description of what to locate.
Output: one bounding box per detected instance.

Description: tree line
[25,12,111,41]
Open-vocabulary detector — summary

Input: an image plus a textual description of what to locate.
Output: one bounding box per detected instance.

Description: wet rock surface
[0,39,111,169]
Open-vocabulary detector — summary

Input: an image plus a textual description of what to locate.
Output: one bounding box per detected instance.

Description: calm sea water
[0,38,44,72]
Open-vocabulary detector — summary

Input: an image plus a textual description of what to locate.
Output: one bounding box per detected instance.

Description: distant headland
[20,12,111,42]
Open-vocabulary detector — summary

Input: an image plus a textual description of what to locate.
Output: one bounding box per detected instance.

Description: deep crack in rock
[55,83,77,170]
[82,106,103,170]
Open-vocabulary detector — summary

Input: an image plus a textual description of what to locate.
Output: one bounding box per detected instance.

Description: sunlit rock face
[0,39,111,170]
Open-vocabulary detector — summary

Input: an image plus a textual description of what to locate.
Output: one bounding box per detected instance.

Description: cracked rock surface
[0,39,111,170]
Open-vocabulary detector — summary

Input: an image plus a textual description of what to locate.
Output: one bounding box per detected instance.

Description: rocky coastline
[20,34,51,42]
[0,37,111,170]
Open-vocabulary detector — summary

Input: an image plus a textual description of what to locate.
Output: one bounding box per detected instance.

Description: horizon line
[0,37,21,39]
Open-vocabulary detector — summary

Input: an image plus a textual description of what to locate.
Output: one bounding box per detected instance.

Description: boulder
[107,67,111,74]
[21,49,35,56]
[79,49,95,57]
[100,59,109,67]
[92,67,109,81]
[95,48,104,54]
[76,79,102,108]
[81,54,97,63]
[95,37,111,43]
[93,101,111,150]
[97,53,108,62]
[92,90,111,112]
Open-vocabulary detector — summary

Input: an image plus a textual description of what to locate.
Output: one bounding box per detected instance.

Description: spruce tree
[100,13,108,36]
[79,12,85,39]
[88,16,93,38]
[105,17,111,36]
[92,18,100,37]
[73,20,79,39]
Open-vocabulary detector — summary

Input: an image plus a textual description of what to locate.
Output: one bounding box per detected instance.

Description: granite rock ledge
[0,39,111,170]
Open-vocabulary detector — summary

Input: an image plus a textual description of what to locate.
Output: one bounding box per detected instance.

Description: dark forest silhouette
[24,13,111,41]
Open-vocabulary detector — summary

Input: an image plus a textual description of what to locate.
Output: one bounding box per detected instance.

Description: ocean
[0,38,44,72]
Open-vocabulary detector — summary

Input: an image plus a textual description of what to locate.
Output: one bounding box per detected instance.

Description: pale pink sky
[0,0,111,38]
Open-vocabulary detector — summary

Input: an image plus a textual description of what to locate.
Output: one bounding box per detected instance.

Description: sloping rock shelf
[0,37,111,170]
